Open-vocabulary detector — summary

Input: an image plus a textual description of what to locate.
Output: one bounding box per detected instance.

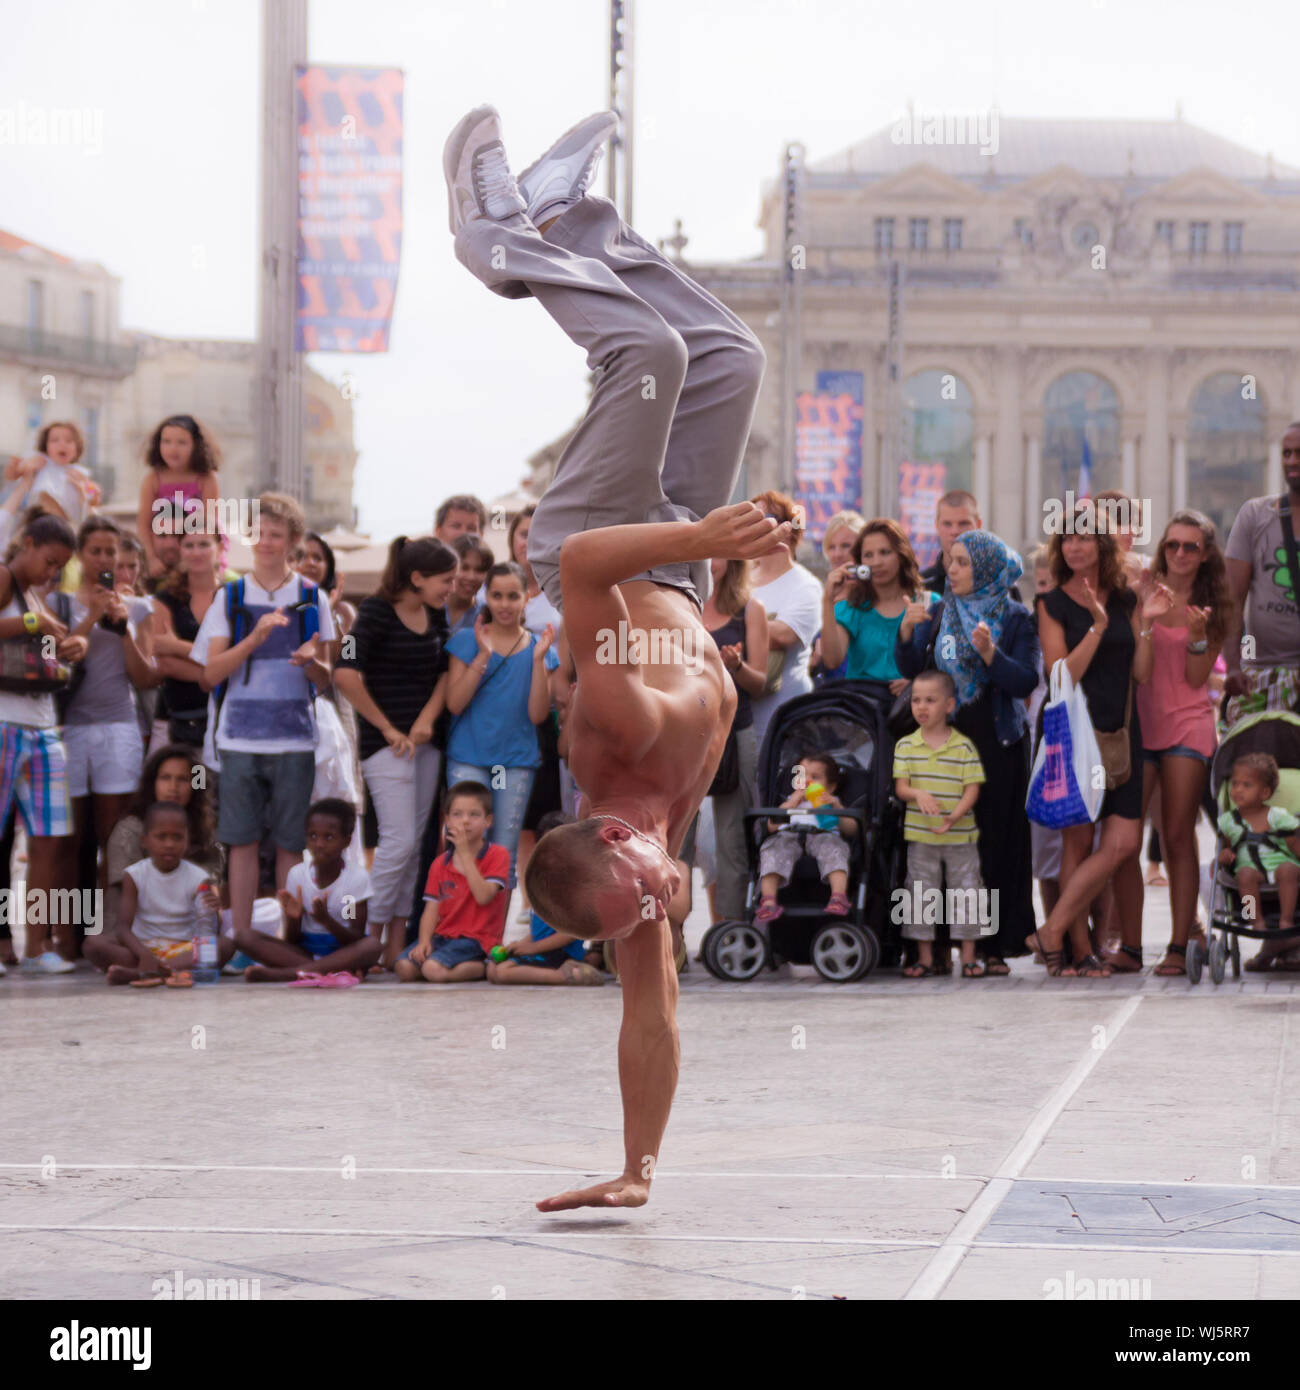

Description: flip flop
[129,975,164,988]
[314,971,361,989]
[287,972,324,988]
[164,971,193,988]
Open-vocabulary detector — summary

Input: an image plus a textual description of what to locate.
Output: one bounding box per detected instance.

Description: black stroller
[700,682,906,983]
[1197,708,1300,984]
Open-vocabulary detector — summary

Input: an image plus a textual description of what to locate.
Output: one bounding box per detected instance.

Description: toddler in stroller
[755,753,857,921]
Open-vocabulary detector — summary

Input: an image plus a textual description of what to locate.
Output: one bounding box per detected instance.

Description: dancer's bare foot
[537,1176,651,1212]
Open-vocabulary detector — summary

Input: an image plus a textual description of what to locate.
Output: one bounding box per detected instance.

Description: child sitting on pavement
[1218,752,1300,971]
[893,669,988,978]
[84,801,230,987]
[488,810,603,985]
[396,780,509,983]
[756,752,856,921]
[242,798,380,986]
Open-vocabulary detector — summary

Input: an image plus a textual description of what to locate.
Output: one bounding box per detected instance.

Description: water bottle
[193,882,220,984]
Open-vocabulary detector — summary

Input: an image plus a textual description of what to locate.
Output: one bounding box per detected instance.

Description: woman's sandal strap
[1119,944,1144,962]
[1164,942,1187,956]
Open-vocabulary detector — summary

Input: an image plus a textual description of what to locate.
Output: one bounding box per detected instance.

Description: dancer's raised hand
[695,502,791,560]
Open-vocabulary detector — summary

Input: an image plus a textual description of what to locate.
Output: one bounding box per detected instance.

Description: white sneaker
[517,110,619,225]
[443,104,527,235]
[21,950,75,975]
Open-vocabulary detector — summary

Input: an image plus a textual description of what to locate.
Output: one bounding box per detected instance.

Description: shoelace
[474,145,520,205]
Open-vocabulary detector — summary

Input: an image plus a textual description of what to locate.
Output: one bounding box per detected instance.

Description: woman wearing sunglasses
[1106,510,1228,976]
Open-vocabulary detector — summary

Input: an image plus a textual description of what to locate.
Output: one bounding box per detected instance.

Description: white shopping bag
[1025,659,1106,827]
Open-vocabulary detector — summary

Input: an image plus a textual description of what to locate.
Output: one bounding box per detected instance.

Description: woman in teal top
[819,517,932,691]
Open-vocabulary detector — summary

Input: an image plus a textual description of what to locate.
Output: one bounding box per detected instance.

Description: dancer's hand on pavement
[695,503,792,560]
[536,1175,651,1212]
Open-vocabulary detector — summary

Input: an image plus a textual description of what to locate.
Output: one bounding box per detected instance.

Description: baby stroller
[700,681,905,983]
[1197,709,1300,984]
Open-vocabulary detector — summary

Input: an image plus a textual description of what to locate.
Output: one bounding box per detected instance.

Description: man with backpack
[193,493,335,946]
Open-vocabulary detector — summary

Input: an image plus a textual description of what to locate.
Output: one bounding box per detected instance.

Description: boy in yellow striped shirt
[892,669,987,977]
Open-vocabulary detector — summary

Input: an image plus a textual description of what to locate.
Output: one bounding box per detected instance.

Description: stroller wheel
[1208,934,1227,985]
[702,921,769,981]
[811,922,877,983]
[1186,937,1203,985]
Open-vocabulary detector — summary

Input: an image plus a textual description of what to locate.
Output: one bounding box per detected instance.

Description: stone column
[1268,438,1283,495]
[1122,438,1137,496]
[994,345,1022,543]
[974,433,991,520]
[1025,433,1041,546]
[1172,438,1187,512]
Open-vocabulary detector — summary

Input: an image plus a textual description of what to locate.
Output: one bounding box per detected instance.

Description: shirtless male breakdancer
[446,105,790,1211]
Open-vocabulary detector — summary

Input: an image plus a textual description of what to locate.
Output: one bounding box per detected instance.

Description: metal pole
[881,258,905,519]
[780,143,805,494]
[622,0,634,224]
[258,0,307,503]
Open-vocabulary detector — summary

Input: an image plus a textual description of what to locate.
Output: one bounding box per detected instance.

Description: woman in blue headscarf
[896,530,1040,973]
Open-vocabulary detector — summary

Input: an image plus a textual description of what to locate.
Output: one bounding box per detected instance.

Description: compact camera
[848,564,871,581]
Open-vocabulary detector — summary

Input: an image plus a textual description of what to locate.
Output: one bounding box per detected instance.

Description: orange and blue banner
[295,65,403,352]
[794,371,864,541]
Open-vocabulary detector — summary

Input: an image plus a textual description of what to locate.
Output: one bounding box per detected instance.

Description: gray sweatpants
[453,195,766,612]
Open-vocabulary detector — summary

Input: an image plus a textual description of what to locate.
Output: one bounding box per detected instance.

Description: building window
[908,217,928,251]
[1224,221,1243,255]
[1013,218,1034,247]
[1187,372,1266,539]
[81,290,95,340]
[1155,220,1175,245]
[83,407,100,469]
[902,369,974,571]
[874,217,894,251]
[943,218,963,251]
[1189,221,1210,255]
[27,280,44,332]
[1041,371,1121,503]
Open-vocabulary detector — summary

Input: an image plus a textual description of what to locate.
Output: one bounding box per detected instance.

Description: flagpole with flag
[1078,434,1093,500]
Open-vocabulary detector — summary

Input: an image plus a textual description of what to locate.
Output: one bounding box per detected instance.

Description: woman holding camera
[819,518,933,698]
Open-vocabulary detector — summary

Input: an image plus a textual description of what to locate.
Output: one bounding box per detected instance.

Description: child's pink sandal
[824,893,851,915]
[286,971,324,988]
[315,971,360,989]
[755,900,784,922]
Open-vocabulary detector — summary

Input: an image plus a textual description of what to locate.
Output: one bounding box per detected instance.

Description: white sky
[3,0,1298,538]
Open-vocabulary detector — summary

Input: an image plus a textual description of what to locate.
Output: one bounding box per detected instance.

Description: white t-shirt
[284,860,372,935]
[750,563,823,749]
[191,573,336,754]
[123,858,212,943]
[524,590,562,636]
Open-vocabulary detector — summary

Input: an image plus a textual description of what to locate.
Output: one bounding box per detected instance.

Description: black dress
[1040,586,1143,821]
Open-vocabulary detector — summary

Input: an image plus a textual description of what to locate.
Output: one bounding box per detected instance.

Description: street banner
[793,370,864,542]
[295,65,404,352]
[899,461,947,569]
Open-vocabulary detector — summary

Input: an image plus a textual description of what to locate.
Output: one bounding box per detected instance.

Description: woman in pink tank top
[1115,510,1229,977]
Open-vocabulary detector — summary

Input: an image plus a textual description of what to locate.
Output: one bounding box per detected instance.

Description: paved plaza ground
[6,831,1300,1302]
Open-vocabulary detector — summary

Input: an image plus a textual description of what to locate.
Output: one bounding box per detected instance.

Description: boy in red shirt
[396,782,509,982]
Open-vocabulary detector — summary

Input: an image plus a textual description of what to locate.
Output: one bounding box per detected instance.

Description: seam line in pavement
[0,1223,938,1247]
[902,994,1145,1301]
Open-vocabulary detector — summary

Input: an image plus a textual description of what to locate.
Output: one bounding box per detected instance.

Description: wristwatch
[21,611,39,635]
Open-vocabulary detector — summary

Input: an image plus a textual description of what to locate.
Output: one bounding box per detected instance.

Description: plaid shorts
[901,841,988,941]
[0,723,71,839]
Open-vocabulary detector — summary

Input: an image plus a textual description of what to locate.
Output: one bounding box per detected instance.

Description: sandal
[164,970,193,988]
[984,955,1011,976]
[128,975,164,988]
[1245,945,1279,972]
[1104,943,1144,973]
[902,961,934,978]
[961,961,986,978]
[755,900,784,923]
[1153,943,1186,977]
[824,893,851,916]
[1069,953,1112,978]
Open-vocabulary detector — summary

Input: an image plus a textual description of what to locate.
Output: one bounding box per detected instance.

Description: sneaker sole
[518,110,618,216]
[443,102,500,235]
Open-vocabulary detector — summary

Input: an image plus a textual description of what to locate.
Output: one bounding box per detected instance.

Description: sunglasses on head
[1164,539,1203,555]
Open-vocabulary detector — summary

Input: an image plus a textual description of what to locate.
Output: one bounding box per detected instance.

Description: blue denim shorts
[1143,744,1212,768]
[429,935,487,969]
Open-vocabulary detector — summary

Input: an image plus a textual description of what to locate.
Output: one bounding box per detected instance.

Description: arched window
[1041,372,1120,504]
[901,369,973,568]
[1187,372,1267,540]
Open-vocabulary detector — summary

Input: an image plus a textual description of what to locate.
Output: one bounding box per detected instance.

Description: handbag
[1026,659,1105,827]
[1094,679,1133,790]
[888,610,939,739]
[0,565,73,695]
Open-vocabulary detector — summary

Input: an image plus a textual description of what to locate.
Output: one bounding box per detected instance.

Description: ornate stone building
[676,115,1300,553]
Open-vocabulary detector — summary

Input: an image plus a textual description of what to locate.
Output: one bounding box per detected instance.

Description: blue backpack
[211,576,320,724]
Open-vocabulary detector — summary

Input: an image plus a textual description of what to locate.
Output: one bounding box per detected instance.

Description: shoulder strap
[1280,495,1300,603]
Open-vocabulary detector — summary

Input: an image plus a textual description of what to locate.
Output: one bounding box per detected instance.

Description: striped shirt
[893,727,985,845]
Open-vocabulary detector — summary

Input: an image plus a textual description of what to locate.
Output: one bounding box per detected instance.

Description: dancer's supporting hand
[694,502,792,560]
